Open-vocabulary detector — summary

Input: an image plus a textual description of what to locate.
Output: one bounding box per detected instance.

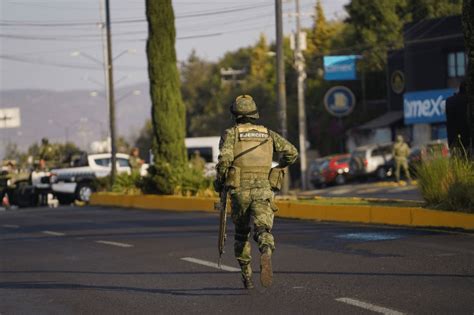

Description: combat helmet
[230,95,259,119]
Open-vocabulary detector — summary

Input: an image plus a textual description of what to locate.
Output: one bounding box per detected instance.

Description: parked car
[50,152,131,204]
[349,143,393,180]
[321,154,351,186]
[408,140,450,175]
[309,158,328,188]
[372,140,450,180]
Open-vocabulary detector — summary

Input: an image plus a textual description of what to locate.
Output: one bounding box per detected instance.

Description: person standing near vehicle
[190,150,206,172]
[129,147,144,175]
[214,95,298,289]
[392,135,412,184]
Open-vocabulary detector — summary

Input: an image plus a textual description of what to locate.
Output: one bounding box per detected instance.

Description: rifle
[216,187,229,268]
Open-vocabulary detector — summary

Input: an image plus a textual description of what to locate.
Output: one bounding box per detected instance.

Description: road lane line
[181,257,240,272]
[95,240,133,248]
[42,231,65,236]
[2,224,19,228]
[336,298,405,315]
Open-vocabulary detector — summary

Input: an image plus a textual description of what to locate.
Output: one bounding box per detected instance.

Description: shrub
[416,152,474,212]
[139,163,216,197]
[92,173,142,195]
[112,173,142,195]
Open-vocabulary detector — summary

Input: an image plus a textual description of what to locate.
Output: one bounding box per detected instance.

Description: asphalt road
[1,206,473,314]
[301,181,423,201]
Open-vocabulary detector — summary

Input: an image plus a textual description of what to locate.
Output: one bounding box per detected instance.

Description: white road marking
[95,240,133,248]
[181,257,240,272]
[42,231,65,236]
[292,286,304,289]
[2,224,19,228]
[336,298,405,315]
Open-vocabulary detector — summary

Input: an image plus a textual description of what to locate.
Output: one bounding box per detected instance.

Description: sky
[0,0,349,91]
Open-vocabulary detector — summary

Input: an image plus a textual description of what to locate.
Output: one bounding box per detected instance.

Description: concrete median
[90,193,474,231]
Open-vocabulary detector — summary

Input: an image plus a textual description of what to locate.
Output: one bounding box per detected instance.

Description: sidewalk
[298,181,423,201]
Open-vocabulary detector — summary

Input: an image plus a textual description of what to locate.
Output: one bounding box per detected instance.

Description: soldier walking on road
[214,95,298,289]
[392,135,412,184]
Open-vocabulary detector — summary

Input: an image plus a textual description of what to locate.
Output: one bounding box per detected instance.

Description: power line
[0,54,145,71]
[0,3,274,27]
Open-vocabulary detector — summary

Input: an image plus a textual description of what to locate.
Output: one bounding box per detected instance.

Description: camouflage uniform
[190,151,206,172]
[216,95,298,288]
[392,135,412,183]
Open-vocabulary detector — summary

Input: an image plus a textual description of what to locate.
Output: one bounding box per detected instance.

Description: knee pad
[253,226,269,242]
[235,227,251,242]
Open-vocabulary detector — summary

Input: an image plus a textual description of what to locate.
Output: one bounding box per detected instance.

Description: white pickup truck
[50,153,131,204]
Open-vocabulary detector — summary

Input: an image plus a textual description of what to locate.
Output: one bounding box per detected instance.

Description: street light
[90,89,140,104]
[113,48,137,61]
[71,48,136,65]
[70,51,103,65]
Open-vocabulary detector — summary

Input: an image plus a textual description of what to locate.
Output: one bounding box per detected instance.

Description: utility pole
[104,0,117,186]
[295,0,308,190]
[275,0,290,194]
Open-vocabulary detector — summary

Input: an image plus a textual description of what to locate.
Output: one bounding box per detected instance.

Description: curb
[90,193,474,231]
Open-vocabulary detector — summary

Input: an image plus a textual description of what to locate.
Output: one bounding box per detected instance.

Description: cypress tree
[145,0,187,194]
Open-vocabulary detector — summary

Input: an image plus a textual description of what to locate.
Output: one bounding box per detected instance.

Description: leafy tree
[116,136,131,154]
[408,0,462,22]
[345,0,409,71]
[145,0,187,194]
[308,0,332,57]
[181,51,227,136]
[3,143,21,161]
[249,33,273,83]
[134,120,153,161]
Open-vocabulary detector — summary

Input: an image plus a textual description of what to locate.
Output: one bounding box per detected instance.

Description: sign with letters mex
[403,88,455,125]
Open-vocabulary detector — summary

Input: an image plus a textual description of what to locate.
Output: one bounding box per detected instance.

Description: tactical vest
[232,124,273,176]
[393,143,409,159]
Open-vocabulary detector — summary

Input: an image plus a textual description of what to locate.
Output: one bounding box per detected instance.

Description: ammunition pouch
[268,167,285,191]
[225,166,241,189]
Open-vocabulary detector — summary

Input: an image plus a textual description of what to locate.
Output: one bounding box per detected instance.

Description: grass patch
[288,197,424,208]
[416,152,474,213]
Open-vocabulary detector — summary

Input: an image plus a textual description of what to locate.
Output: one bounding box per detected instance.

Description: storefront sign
[391,70,405,94]
[403,88,455,124]
[323,86,356,117]
[323,55,358,81]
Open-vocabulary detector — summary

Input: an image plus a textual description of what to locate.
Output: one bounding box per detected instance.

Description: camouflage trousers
[394,158,411,182]
[230,186,277,267]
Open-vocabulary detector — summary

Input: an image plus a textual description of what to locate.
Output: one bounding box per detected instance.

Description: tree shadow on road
[0,281,246,296]
[1,270,473,279]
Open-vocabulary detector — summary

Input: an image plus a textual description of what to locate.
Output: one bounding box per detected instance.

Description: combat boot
[240,264,254,289]
[260,246,273,288]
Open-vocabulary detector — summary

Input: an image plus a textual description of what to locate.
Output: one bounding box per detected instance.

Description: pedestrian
[129,147,144,175]
[189,150,206,172]
[392,135,412,184]
[214,95,298,289]
[446,81,470,152]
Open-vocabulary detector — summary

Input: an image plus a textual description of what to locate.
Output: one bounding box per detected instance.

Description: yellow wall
[90,193,474,230]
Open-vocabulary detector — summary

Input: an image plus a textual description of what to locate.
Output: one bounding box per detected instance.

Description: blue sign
[323,55,358,81]
[324,86,356,117]
[403,88,455,125]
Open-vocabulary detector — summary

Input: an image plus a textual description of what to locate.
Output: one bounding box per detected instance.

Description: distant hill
[0,83,151,158]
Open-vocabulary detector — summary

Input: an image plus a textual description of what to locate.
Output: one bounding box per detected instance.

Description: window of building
[447,51,466,78]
